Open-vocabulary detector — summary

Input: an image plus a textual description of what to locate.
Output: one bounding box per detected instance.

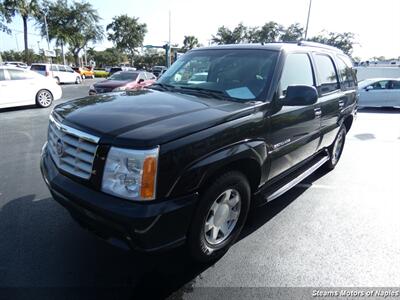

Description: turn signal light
[140,156,157,199]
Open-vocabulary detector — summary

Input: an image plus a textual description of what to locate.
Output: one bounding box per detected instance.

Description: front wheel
[187,171,251,263]
[75,77,82,84]
[36,89,53,108]
[325,125,347,170]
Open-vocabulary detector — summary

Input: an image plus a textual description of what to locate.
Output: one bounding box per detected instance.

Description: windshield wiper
[148,83,176,91]
[179,86,230,100]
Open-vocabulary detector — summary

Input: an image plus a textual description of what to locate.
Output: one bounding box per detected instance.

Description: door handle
[338,99,345,108]
[314,107,322,117]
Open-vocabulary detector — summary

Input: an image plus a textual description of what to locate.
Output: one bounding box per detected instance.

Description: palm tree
[3,0,39,62]
[183,35,199,51]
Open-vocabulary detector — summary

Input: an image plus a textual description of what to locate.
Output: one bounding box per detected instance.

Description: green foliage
[212,22,248,44]
[308,31,356,55]
[87,47,128,67]
[2,0,40,62]
[280,23,304,42]
[0,48,42,64]
[38,0,103,66]
[106,15,147,64]
[182,35,199,51]
[134,48,164,69]
[93,70,109,77]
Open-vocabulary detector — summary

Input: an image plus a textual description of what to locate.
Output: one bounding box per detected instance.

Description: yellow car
[72,67,95,79]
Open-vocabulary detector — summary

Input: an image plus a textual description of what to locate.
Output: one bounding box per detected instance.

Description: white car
[358,78,400,108]
[0,66,62,109]
[30,63,82,84]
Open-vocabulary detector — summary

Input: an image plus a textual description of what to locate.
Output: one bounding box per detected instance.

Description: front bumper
[40,146,198,252]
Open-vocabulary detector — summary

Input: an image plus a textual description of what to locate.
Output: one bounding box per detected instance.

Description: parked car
[72,67,95,79]
[41,42,357,262]
[4,61,28,68]
[0,66,62,109]
[30,63,82,84]
[151,65,167,77]
[89,71,156,95]
[358,78,400,108]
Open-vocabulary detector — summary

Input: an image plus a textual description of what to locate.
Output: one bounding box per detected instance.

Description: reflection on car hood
[53,89,255,147]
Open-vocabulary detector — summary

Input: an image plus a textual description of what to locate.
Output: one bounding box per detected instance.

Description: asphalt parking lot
[0,82,399,299]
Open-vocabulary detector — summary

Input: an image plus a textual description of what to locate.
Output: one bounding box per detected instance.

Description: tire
[324,125,347,170]
[91,75,95,79]
[75,77,81,84]
[36,89,53,108]
[55,77,60,85]
[187,171,251,263]
[82,74,86,79]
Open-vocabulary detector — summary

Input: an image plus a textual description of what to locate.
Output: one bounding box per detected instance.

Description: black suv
[41,42,357,262]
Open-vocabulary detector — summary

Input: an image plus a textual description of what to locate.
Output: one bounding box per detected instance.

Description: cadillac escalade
[40,42,357,262]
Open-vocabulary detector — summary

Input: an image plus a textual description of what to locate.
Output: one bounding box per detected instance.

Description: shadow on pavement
[0,168,329,300]
[357,107,400,114]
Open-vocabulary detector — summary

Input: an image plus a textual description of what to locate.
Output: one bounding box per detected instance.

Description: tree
[308,31,356,55]
[182,35,199,51]
[212,23,248,44]
[280,23,304,42]
[257,21,283,43]
[2,0,39,62]
[87,47,127,67]
[107,15,147,65]
[36,0,71,65]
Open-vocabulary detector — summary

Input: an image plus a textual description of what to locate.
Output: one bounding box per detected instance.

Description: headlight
[101,146,159,201]
[112,86,127,92]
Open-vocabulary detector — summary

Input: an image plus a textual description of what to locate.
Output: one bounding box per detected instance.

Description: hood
[94,80,132,88]
[54,89,255,147]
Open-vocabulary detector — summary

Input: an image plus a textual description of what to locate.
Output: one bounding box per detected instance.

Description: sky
[1,0,400,60]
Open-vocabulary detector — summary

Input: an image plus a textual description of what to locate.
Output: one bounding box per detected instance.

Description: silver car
[358,78,400,108]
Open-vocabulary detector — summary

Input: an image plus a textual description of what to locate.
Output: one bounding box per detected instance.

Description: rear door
[268,52,321,179]
[312,53,343,149]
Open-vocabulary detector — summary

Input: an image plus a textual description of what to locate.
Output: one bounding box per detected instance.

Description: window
[8,69,31,80]
[30,65,46,71]
[50,65,58,71]
[65,66,74,73]
[314,54,340,94]
[138,73,146,81]
[389,80,400,90]
[58,65,67,72]
[336,55,356,89]
[371,80,390,90]
[0,69,5,81]
[146,72,156,80]
[280,53,314,96]
[159,49,278,101]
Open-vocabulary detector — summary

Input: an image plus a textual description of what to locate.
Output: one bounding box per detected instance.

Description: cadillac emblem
[56,139,65,157]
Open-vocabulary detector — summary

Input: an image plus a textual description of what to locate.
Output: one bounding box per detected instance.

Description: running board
[266,155,330,202]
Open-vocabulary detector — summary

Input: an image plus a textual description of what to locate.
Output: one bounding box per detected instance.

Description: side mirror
[365,85,373,91]
[281,85,318,106]
[138,78,145,84]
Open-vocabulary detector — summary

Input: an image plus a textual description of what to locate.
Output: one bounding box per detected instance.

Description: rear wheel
[75,76,81,84]
[187,171,251,263]
[324,125,347,170]
[36,89,53,108]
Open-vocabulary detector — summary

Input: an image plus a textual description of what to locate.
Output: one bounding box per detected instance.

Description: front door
[268,52,321,180]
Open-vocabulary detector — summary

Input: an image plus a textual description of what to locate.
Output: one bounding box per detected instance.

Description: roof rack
[297,41,343,53]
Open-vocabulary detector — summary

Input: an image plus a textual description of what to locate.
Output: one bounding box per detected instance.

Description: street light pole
[304,0,312,40]
[167,10,171,67]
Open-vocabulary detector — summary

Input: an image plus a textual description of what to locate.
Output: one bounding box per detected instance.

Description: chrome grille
[47,114,99,179]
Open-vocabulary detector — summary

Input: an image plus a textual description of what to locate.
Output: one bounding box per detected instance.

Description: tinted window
[371,80,390,90]
[108,72,138,81]
[280,53,314,95]
[159,49,278,101]
[8,69,32,80]
[314,54,339,94]
[30,65,46,71]
[336,55,356,89]
[391,80,400,89]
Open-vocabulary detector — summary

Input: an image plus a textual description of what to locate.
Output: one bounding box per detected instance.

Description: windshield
[109,72,138,81]
[158,49,278,101]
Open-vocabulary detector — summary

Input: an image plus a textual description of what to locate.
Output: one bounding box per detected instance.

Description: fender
[167,140,269,198]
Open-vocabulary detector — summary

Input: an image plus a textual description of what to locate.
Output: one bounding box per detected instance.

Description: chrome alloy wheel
[332,129,345,165]
[204,189,241,245]
[37,90,52,107]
